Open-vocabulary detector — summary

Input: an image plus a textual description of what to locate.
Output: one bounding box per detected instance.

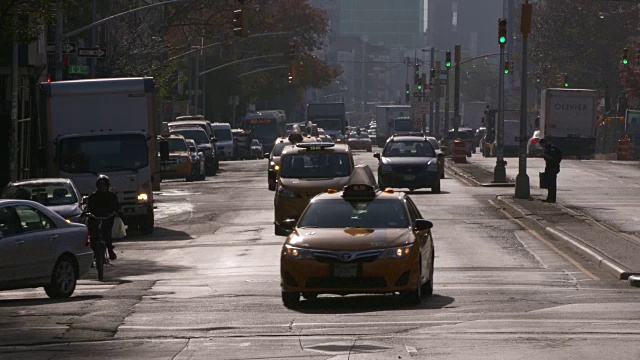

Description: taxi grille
[311,249,383,263]
[306,277,387,289]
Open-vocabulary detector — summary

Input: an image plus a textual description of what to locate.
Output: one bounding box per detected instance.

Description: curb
[545,227,633,280]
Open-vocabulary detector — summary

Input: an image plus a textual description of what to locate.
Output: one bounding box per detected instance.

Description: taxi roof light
[295,143,335,150]
[383,188,395,194]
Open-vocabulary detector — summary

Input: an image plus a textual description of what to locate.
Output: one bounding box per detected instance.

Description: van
[211,123,235,160]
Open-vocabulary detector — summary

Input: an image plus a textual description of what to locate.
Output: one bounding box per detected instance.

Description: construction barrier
[453,139,467,163]
[617,134,633,160]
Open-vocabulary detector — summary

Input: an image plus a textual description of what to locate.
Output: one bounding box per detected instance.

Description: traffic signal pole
[515,1,533,199]
[453,45,461,139]
[494,19,508,183]
[435,61,441,137]
[429,47,435,136]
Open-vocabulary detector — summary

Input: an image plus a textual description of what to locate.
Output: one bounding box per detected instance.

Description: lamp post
[515,1,532,198]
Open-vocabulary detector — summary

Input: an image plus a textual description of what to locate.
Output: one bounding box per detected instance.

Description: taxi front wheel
[282,291,300,308]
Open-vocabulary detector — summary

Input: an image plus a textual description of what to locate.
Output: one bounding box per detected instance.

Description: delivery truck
[374,105,412,147]
[461,101,487,131]
[39,77,158,234]
[306,103,346,142]
[540,88,598,158]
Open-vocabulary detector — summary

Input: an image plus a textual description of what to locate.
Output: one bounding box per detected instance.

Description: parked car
[0,199,93,298]
[426,137,446,179]
[211,122,235,160]
[184,139,206,181]
[2,178,83,223]
[158,135,198,182]
[169,119,219,175]
[527,130,543,157]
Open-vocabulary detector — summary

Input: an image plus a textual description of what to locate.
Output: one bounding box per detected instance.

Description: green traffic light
[504,69,509,74]
[418,85,423,90]
[445,61,451,67]
[623,58,629,65]
[499,36,506,44]
[564,82,569,87]
[406,90,410,94]
[536,78,541,83]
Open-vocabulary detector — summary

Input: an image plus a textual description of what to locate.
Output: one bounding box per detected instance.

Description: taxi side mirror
[81,196,89,205]
[281,219,297,233]
[415,219,433,231]
[373,153,381,159]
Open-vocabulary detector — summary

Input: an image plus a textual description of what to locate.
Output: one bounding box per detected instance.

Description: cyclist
[86,175,120,260]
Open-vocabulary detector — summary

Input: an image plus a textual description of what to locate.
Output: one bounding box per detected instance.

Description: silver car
[527,130,543,156]
[0,200,93,298]
[2,178,84,223]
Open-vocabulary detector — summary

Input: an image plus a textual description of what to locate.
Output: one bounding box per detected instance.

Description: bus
[244,110,287,153]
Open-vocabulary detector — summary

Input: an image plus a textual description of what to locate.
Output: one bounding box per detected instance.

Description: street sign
[77,47,107,58]
[46,43,76,54]
[68,65,89,74]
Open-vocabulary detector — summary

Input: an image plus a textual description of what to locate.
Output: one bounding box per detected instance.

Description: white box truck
[374,105,412,147]
[461,101,487,131]
[540,88,598,158]
[40,78,158,234]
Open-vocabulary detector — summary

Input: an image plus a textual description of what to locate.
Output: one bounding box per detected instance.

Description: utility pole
[10,21,19,181]
[55,13,63,81]
[90,0,97,77]
[453,45,461,139]
[444,51,451,139]
[435,61,441,137]
[429,47,435,136]
[194,46,200,114]
[494,18,508,183]
[516,1,532,198]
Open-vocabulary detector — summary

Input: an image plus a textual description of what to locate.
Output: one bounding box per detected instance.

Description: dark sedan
[375,135,443,193]
[1,178,84,223]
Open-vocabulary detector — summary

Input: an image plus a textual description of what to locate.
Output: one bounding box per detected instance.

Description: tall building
[427,0,502,57]
[338,0,425,48]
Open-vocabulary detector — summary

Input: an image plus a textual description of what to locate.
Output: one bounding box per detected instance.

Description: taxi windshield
[280,153,351,178]
[298,199,410,229]
[272,142,290,156]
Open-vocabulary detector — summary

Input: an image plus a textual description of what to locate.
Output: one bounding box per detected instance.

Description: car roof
[170,126,206,132]
[281,143,350,156]
[169,120,210,126]
[8,178,73,186]
[389,135,430,142]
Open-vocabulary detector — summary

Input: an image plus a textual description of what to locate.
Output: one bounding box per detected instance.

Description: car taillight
[532,138,538,144]
[86,232,91,247]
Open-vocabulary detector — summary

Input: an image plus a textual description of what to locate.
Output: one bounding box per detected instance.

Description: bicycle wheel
[95,242,105,281]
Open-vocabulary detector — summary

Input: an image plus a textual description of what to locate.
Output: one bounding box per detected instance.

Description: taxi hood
[288,228,413,251]
[278,176,351,194]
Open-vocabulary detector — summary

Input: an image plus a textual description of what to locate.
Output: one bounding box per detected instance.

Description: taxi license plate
[333,263,359,278]
[404,175,416,181]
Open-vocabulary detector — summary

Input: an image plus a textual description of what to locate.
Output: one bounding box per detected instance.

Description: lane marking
[489,199,599,281]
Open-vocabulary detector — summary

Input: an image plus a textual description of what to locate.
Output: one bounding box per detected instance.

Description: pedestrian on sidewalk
[540,138,562,203]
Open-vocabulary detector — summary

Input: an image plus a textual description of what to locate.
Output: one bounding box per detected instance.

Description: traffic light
[623,48,629,65]
[297,61,304,77]
[405,83,410,103]
[563,75,569,87]
[445,51,452,68]
[504,60,511,74]
[232,7,248,37]
[429,68,436,85]
[421,73,427,90]
[288,61,296,84]
[414,66,420,84]
[498,18,507,47]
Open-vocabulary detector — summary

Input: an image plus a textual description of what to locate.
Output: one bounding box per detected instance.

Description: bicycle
[82,212,117,281]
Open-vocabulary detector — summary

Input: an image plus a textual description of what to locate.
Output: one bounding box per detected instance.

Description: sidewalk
[446,157,640,286]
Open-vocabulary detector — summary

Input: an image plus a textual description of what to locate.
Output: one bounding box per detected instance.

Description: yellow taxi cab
[158,135,196,182]
[267,136,321,191]
[274,139,354,236]
[279,166,435,308]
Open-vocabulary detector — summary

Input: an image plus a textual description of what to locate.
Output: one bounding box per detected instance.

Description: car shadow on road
[0,295,102,307]
[122,227,193,241]
[292,293,455,314]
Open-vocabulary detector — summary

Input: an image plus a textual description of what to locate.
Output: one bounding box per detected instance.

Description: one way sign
[77,47,107,58]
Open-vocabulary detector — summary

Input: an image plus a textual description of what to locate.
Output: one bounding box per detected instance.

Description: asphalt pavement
[1,153,639,359]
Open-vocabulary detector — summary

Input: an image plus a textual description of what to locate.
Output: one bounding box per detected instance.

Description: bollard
[453,139,467,163]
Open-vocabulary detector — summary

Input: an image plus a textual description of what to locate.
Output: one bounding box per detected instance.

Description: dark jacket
[87,191,120,217]
[543,144,562,175]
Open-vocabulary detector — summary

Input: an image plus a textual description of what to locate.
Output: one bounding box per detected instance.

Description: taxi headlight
[277,186,297,198]
[282,245,314,259]
[274,164,280,171]
[137,193,149,203]
[380,245,412,259]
